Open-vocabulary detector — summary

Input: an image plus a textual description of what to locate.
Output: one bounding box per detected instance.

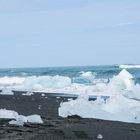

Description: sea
[0,65,140,92]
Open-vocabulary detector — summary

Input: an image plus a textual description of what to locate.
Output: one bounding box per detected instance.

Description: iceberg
[59,93,140,123]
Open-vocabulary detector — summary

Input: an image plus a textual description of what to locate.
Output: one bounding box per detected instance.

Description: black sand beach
[0,91,140,140]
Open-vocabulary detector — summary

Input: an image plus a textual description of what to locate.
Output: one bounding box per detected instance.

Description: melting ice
[59,69,140,123]
[0,109,43,126]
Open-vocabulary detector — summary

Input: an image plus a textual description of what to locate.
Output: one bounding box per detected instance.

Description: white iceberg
[59,93,140,123]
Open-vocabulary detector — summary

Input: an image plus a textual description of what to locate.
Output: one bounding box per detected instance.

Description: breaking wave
[0,69,139,98]
[73,71,96,84]
[0,77,25,86]
[120,64,140,69]
[0,75,72,90]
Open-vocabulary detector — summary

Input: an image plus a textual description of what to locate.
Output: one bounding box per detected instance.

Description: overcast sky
[0,0,140,68]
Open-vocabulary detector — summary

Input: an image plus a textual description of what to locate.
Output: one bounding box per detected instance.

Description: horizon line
[0,64,138,69]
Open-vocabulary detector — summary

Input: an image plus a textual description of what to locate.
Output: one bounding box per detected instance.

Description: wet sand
[0,91,140,140]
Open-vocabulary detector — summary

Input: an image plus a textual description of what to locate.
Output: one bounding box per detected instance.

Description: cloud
[113,22,139,28]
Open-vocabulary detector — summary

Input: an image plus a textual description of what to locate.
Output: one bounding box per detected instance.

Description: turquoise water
[0,65,140,84]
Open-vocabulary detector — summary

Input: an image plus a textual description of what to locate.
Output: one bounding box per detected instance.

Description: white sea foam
[80,71,96,80]
[0,76,25,86]
[22,75,71,90]
[120,65,140,69]
[0,75,72,90]
[72,71,96,84]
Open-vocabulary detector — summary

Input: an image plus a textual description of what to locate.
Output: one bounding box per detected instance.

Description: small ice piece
[68,98,72,101]
[0,109,18,119]
[9,120,24,126]
[1,88,14,95]
[27,115,43,124]
[9,115,27,126]
[38,105,41,110]
[97,134,103,139]
[22,91,34,96]
[56,97,60,99]
[41,93,45,97]
[0,109,43,126]
[9,114,43,126]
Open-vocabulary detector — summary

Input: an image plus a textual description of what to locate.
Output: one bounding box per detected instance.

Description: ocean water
[0,64,140,94]
[0,65,140,81]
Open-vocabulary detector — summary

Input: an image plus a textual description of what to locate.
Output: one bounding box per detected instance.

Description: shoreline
[0,91,140,139]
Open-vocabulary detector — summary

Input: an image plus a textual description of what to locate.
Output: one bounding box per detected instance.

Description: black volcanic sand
[0,91,140,140]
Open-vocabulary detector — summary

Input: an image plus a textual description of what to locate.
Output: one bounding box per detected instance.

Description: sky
[0,0,140,68]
